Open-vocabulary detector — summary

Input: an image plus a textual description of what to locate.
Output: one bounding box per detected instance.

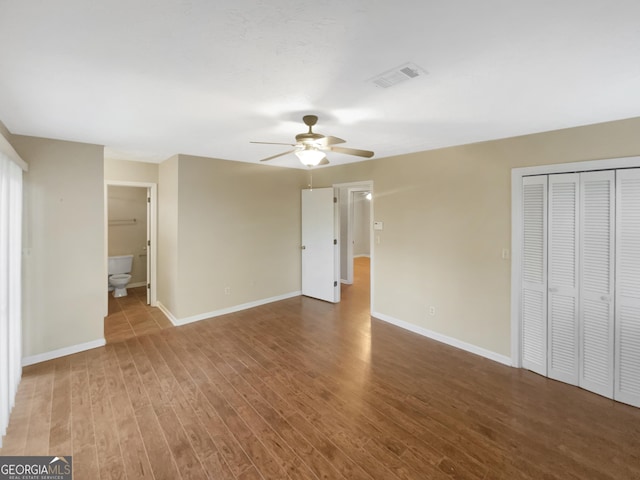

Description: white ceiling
[1,1,640,169]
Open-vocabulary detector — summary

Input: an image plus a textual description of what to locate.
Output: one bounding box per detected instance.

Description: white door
[579,171,615,398]
[521,176,548,376]
[301,188,340,303]
[547,174,579,385]
[615,168,640,407]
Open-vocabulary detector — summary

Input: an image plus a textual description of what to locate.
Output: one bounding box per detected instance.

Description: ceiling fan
[251,115,374,167]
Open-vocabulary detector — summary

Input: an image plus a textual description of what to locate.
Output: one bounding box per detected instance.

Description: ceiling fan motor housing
[295,132,324,144]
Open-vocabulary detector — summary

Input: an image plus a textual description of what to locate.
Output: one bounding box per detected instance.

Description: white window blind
[0,151,23,448]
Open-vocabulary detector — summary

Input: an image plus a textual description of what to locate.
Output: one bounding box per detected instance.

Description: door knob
[301,245,306,250]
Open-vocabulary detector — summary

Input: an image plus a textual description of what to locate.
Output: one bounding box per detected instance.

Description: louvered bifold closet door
[522,176,548,376]
[547,174,580,385]
[615,168,640,407]
[579,171,615,398]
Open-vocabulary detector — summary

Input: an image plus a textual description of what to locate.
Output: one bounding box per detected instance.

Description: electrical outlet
[429,306,436,317]
[224,286,231,295]
[501,248,510,260]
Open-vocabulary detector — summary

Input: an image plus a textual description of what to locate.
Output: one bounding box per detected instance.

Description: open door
[301,187,340,303]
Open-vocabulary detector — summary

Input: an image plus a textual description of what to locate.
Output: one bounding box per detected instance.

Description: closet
[520,168,640,407]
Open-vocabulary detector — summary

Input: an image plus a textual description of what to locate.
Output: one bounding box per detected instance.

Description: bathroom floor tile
[132,323,161,337]
[104,286,172,344]
[104,311,126,324]
[127,312,152,325]
[152,312,173,329]
[105,323,135,340]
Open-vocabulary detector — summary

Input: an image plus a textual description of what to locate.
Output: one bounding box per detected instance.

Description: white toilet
[108,254,134,298]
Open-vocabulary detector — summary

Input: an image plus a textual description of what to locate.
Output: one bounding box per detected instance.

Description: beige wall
[104,158,159,183]
[155,154,307,320]
[158,155,180,316]
[107,186,148,285]
[353,192,370,257]
[166,154,306,320]
[313,116,640,358]
[12,135,105,358]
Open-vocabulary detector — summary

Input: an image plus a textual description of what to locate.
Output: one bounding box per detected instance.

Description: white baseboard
[340,279,353,285]
[354,254,370,258]
[157,302,178,325]
[371,311,512,367]
[127,281,147,288]
[22,338,106,367]
[159,291,302,327]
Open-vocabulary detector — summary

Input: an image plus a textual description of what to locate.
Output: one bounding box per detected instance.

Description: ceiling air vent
[368,62,426,89]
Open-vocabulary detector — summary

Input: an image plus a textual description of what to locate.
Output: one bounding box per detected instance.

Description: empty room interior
[1,2,640,479]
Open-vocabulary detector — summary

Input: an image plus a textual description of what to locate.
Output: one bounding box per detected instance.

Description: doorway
[335,181,374,310]
[104,181,157,313]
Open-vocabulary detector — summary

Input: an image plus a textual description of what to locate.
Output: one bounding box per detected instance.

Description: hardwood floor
[105,286,173,343]
[2,257,640,479]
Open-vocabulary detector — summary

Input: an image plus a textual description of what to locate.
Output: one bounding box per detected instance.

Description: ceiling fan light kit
[252,114,374,167]
[295,146,326,166]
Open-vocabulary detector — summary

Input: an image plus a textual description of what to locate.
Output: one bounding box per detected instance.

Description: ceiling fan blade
[259,149,297,162]
[251,141,297,146]
[329,146,374,158]
[316,136,346,147]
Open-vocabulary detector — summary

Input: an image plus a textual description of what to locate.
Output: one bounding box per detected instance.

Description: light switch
[373,221,383,231]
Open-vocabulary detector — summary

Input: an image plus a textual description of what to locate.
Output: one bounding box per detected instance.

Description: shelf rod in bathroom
[108,218,137,225]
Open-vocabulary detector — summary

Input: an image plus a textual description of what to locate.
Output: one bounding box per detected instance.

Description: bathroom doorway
[104,181,157,310]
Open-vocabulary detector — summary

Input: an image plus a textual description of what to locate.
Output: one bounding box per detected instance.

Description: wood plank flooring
[2,257,640,479]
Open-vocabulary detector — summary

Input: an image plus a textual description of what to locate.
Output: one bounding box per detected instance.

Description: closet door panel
[547,174,579,385]
[579,171,615,398]
[615,168,640,407]
[521,176,548,376]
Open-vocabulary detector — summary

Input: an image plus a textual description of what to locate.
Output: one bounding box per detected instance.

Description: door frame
[344,187,372,285]
[334,180,374,311]
[511,155,640,368]
[104,180,158,315]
